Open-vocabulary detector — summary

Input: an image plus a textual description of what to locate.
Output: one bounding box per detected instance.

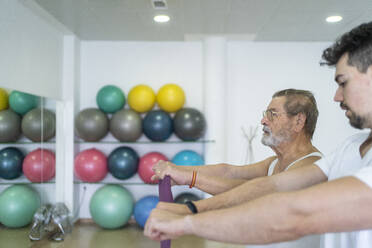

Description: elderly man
[152,88,321,196]
[145,21,372,248]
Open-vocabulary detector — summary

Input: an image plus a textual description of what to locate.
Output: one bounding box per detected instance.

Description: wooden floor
[0,222,245,248]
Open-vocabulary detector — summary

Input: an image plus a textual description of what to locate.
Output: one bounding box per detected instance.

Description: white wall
[0,0,77,221]
[0,0,67,99]
[80,41,203,111]
[226,42,359,165]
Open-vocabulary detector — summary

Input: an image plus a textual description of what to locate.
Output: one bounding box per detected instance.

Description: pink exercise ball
[138,152,168,184]
[22,148,55,182]
[75,148,108,182]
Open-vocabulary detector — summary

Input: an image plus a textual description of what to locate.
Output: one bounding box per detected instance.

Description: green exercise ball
[0,185,40,228]
[96,85,126,113]
[90,185,134,229]
[9,91,38,115]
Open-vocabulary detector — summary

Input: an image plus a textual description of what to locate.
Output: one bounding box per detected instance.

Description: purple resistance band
[158,175,173,248]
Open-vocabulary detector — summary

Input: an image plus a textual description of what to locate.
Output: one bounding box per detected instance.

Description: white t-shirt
[315,132,372,248]
[246,152,323,248]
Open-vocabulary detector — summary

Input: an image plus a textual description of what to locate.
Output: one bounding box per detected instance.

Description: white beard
[261,126,291,147]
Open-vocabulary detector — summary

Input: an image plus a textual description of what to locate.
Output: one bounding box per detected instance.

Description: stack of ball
[75,83,206,142]
[74,147,204,184]
[0,89,56,143]
[0,147,56,182]
[74,83,206,184]
[0,88,57,183]
[74,83,207,229]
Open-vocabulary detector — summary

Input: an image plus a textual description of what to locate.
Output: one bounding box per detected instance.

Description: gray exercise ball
[21,108,56,142]
[110,109,142,142]
[75,108,109,141]
[0,109,21,142]
[173,108,206,141]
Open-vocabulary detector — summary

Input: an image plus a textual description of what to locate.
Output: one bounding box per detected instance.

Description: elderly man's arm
[145,176,372,244]
[157,164,327,214]
[152,157,275,195]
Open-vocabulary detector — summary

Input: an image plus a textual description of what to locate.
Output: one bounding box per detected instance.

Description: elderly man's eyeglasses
[262,109,285,121]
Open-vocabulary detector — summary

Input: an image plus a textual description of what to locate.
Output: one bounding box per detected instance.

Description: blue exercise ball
[108,146,139,180]
[134,195,159,228]
[143,110,173,141]
[171,150,204,166]
[0,147,24,180]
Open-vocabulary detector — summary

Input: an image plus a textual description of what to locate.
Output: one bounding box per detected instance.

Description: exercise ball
[128,85,156,113]
[171,150,204,166]
[156,84,185,113]
[143,110,173,141]
[9,91,38,115]
[0,147,24,180]
[134,195,159,228]
[138,152,168,184]
[0,88,9,111]
[23,148,55,183]
[109,109,142,142]
[90,185,134,229]
[0,185,40,228]
[0,109,21,142]
[174,192,201,204]
[75,108,109,141]
[21,108,56,142]
[174,108,206,141]
[96,85,125,113]
[108,146,139,180]
[75,148,107,182]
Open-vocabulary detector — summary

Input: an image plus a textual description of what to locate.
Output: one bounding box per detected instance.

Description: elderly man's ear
[294,113,306,132]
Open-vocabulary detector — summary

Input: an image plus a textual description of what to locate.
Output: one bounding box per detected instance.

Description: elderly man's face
[261,96,294,147]
[334,53,372,129]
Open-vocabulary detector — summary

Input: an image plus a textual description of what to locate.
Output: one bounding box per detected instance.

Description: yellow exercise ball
[0,88,9,111]
[128,85,156,113]
[156,84,185,113]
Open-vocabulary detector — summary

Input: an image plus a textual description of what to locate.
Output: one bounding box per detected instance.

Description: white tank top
[267,152,323,176]
[247,151,323,248]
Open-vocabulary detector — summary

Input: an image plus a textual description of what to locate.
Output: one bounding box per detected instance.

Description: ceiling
[34,0,372,41]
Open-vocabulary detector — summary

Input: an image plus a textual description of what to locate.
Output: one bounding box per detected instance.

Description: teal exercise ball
[171,150,204,166]
[0,185,40,228]
[9,91,38,115]
[96,85,126,113]
[90,185,134,229]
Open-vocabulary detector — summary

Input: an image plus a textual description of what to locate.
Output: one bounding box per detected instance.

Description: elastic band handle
[159,175,173,248]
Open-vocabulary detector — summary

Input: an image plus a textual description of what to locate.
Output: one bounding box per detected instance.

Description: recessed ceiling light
[326,16,343,23]
[154,15,170,23]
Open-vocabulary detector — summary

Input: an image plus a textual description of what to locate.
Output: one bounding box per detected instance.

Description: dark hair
[321,21,372,73]
[273,89,318,139]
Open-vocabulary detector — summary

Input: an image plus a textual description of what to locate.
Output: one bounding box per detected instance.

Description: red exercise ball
[75,148,107,182]
[23,148,55,182]
[138,152,168,184]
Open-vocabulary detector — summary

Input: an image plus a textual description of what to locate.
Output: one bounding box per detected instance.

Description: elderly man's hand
[144,208,192,241]
[151,160,191,185]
